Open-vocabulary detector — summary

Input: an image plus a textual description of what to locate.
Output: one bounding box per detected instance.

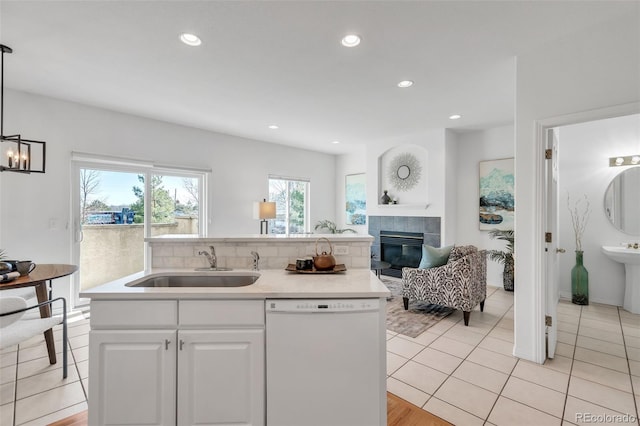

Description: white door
[545,128,563,358]
[74,167,147,303]
[177,329,265,426]
[89,330,177,426]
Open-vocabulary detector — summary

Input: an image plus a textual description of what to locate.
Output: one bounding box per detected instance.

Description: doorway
[537,105,640,362]
[77,169,145,294]
[71,156,207,307]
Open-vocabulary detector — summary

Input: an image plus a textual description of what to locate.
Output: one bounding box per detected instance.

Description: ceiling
[0,1,636,154]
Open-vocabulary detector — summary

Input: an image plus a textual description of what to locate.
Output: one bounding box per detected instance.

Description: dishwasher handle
[266,299,381,313]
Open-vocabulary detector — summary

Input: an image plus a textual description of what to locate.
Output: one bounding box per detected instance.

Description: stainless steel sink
[194,267,233,271]
[127,273,260,288]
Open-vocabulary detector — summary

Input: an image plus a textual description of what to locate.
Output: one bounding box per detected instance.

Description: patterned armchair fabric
[402,245,487,326]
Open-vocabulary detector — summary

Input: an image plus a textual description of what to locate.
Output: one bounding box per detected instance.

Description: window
[268,176,309,234]
[147,172,202,236]
[71,153,208,306]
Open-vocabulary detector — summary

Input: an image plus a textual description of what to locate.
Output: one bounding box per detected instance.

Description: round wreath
[388,152,421,191]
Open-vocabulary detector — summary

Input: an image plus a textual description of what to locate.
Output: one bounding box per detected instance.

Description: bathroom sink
[602,246,640,314]
[127,273,260,288]
[602,246,640,265]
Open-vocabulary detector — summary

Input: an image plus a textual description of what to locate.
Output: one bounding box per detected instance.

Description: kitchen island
[82,261,389,426]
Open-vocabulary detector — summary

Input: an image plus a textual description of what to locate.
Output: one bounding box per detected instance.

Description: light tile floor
[1,313,90,426]
[0,287,639,425]
[387,286,640,426]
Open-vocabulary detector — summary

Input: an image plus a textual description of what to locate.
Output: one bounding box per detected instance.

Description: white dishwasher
[265,298,386,426]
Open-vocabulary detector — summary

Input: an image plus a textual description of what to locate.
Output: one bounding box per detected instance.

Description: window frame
[268,175,310,235]
[70,152,209,307]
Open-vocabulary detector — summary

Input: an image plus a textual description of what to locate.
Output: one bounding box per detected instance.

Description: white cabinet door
[89,330,177,426]
[177,329,265,426]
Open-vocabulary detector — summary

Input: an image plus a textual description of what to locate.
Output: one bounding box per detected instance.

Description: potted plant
[488,229,514,291]
[314,220,356,234]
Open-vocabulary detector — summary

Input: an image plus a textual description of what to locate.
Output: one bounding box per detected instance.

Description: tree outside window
[269,178,309,234]
[131,175,174,223]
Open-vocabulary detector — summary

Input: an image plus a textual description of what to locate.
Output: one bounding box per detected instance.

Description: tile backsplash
[149,239,372,270]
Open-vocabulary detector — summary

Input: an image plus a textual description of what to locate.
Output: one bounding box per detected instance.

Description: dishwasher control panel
[266,298,381,313]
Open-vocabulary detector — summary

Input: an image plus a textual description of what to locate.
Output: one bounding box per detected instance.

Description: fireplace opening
[379,230,424,278]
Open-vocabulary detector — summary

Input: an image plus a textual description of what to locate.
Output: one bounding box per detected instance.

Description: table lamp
[254,199,276,234]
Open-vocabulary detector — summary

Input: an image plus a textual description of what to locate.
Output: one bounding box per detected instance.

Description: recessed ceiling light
[332,140,340,144]
[397,80,414,88]
[449,114,462,120]
[268,124,279,130]
[341,34,361,47]
[180,33,201,46]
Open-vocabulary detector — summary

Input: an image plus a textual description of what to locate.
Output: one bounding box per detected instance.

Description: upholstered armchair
[402,245,487,326]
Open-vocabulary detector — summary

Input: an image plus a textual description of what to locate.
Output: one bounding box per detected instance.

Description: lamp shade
[253,199,276,220]
[259,201,276,219]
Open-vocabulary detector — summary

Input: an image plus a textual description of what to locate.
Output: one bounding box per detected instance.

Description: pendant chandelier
[0,44,46,173]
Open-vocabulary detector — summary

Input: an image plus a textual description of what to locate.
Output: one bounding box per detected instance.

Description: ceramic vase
[380,190,391,204]
[571,250,589,305]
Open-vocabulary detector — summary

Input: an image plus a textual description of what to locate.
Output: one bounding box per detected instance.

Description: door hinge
[545,232,552,243]
[545,149,552,159]
[545,315,552,327]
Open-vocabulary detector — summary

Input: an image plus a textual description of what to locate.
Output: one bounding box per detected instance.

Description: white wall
[335,151,367,234]
[456,125,515,287]
[365,130,448,224]
[557,114,640,306]
[0,90,336,301]
[443,130,458,246]
[514,11,640,362]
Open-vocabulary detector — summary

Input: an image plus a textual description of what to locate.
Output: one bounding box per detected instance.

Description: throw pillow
[418,244,453,269]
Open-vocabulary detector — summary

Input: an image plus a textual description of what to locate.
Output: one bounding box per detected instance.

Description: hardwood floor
[47,410,87,426]
[387,392,452,426]
[47,393,451,426]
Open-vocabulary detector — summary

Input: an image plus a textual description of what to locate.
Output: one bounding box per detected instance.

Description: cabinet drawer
[179,300,264,327]
[91,300,178,328]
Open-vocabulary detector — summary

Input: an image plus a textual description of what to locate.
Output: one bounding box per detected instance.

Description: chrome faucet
[251,251,260,271]
[198,246,217,269]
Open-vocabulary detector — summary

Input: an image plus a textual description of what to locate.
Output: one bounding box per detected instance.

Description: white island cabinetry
[88,299,264,426]
[82,266,390,426]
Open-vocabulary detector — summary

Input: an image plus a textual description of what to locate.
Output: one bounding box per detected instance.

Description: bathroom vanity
[81,267,389,426]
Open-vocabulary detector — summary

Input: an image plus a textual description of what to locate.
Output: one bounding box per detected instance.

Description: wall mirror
[388,152,421,191]
[604,166,640,235]
[397,165,410,180]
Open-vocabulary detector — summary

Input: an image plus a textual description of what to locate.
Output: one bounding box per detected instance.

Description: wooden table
[0,264,78,365]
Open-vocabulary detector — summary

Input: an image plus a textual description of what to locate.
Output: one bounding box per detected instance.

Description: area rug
[382,276,454,338]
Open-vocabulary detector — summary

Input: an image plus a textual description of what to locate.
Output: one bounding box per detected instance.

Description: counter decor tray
[285,264,347,274]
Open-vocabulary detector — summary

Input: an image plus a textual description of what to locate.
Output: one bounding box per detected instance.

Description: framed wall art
[345,173,366,225]
[479,158,514,230]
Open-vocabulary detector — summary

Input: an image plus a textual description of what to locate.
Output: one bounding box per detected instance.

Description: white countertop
[80,268,390,300]
[145,233,374,243]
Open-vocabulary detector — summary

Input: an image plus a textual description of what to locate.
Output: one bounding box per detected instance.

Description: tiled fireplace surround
[368,215,441,262]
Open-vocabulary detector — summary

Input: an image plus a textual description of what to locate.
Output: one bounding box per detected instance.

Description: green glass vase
[571,250,589,305]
